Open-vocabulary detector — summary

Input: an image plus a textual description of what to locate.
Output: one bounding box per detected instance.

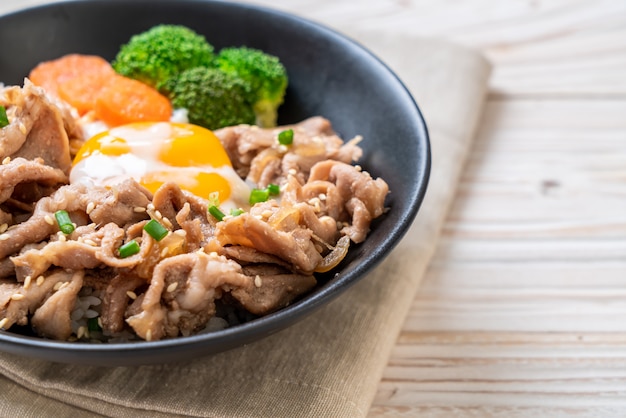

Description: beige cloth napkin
[0,9,491,416]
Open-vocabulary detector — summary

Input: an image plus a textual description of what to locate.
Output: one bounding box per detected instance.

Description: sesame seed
[147,203,155,211]
[209,251,218,258]
[354,165,362,172]
[166,282,178,293]
[0,318,8,329]
[0,234,9,241]
[0,223,7,233]
[261,210,273,219]
[97,317,103,328]
[254,275,262,288]
[319,193,327,201]
[154,210,163,219]
[174,229,187,237]
[77,326,86,339]
[161,217,173,229]
[195,248,205,255]
[160,247,169,258]
[23,276,32,290]
[18,122,26,134]
[254,215,263,220]
[36,276,45,286]
[86,202,95,214]
[126,291,137,300]
[288,168,297,176]
[53,282,64,291]
[57,232,66,242]
[84,239,97,246]
[133,206,146,213]
[10,293,24,301]
[146,330,152,341]
[2,156,10,165]
[44,215,54,225]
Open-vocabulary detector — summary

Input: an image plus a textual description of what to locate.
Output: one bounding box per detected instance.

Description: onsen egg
[70,122,251,210]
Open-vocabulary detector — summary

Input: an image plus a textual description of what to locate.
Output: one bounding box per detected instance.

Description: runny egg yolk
[71,122,250,209]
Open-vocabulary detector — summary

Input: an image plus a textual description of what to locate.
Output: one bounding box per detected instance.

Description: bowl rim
[0,0,431,365]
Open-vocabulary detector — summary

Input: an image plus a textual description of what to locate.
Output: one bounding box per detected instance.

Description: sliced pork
[126,252,250,341]
[0,80,77,174]
[0,83,389,342]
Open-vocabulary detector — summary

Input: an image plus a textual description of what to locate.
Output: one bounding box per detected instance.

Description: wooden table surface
[247,1,626,416]
[2,0,624,415]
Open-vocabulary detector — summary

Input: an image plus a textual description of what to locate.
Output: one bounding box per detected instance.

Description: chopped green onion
[249,188,270,204]
[267,183,280,195]
[119,239,140,258]
[54,210,75,234]
[277,129,294,145]
[143,219,168,241]
[87,317,101,332]
[0,106,8,128]
[208,205,225,221]
[230,208,244,217]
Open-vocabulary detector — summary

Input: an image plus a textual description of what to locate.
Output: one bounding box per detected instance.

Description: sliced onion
[269,206,301,230]
[314,235,350,273]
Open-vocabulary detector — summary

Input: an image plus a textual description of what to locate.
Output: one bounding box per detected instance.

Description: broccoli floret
[164,67,255,130]
[112,25,214,92]
[215,47,287,128]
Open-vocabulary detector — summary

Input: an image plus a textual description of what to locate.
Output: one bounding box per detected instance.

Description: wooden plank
[448,99,626,224]
[372,332,626,416]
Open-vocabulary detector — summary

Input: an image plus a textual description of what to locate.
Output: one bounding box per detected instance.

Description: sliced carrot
[94,75,172,127]
[58,71,116,115]
[28,54,114,98]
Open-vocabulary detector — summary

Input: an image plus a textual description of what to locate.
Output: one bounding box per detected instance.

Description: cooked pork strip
[152,183,215,251]
[231,268,317,315]
[87,179,152,227]
[11,240,100,281]
[126,252,250,341]
[31,270,83,340]
[216,213,322,274]
[100,274,146,334]
[215,116,362,186]
[0,80,73,174]
[308,160,389,243]
[0,269,74,328]
[0,157,67,205]
[0,179,151,259]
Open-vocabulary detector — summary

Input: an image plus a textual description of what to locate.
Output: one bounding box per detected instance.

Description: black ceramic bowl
[0,0,430,366]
